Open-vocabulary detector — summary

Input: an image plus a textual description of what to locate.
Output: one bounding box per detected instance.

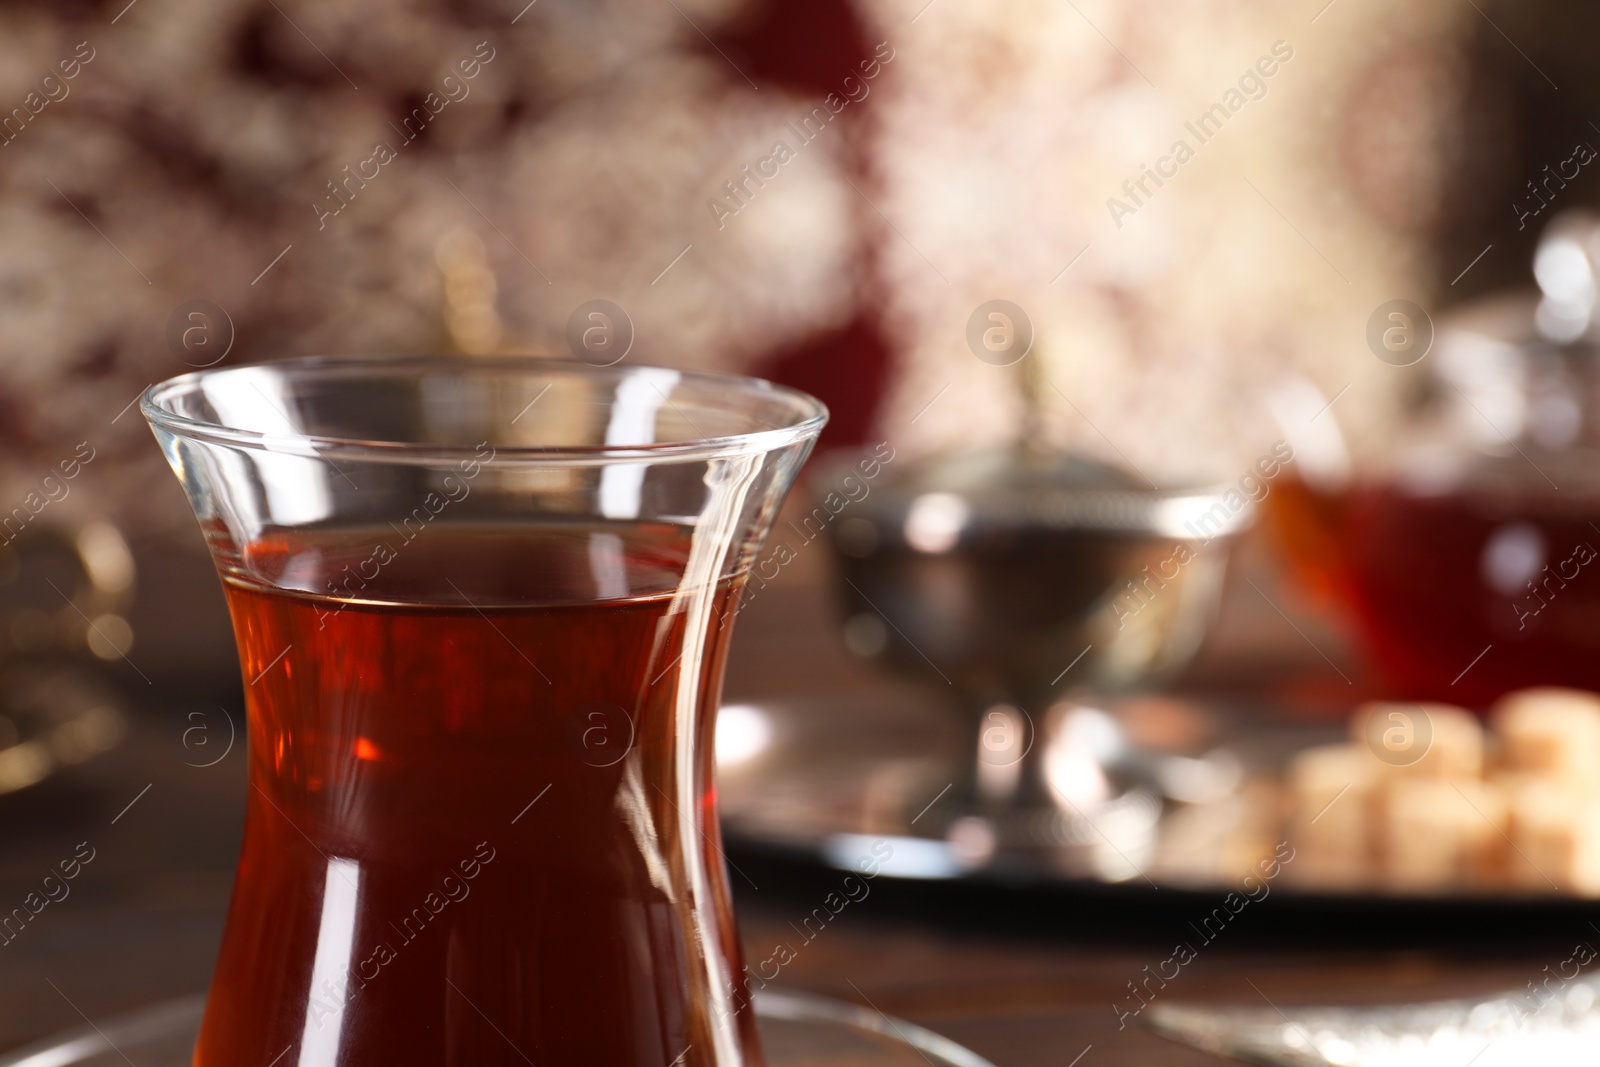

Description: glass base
[0,990,994,1067]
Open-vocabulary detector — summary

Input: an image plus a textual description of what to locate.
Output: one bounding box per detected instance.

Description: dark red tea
[1269,476,1600,705]
[197,524,760,1067]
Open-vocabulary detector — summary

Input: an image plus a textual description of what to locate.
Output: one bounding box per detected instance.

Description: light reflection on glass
[297,858,361,1067]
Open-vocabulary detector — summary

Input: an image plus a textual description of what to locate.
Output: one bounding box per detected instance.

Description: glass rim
[141,355,829,465]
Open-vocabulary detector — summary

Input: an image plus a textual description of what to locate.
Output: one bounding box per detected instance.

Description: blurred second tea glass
[1268,212,1600,706]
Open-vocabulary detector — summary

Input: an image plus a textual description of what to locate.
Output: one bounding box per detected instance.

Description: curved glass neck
[143,358,826,601]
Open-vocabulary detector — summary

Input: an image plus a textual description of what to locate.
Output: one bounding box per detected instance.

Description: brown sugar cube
[1505,779,1600,896]
[1492,688,1600,784]
[1350,702,1483,780]
[1380,778,1507,892]
[1285,744,1375,889]
[1458,780,1513,886]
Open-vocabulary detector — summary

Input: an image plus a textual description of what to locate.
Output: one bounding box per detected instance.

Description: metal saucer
[0,991,995,1067]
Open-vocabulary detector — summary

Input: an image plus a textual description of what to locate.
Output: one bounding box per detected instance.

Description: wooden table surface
[0,541,1585,1066]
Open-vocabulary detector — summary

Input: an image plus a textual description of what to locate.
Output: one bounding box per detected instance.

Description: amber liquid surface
[1269,476,1600,705]
[198,524,760,1067]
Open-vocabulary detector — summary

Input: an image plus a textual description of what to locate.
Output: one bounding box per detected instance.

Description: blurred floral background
[2,0,1597,527]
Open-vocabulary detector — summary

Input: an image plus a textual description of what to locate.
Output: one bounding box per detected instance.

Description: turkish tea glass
[142,357,826,1067]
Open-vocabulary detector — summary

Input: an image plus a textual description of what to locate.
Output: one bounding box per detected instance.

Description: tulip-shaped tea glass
[143,358,826,1067]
